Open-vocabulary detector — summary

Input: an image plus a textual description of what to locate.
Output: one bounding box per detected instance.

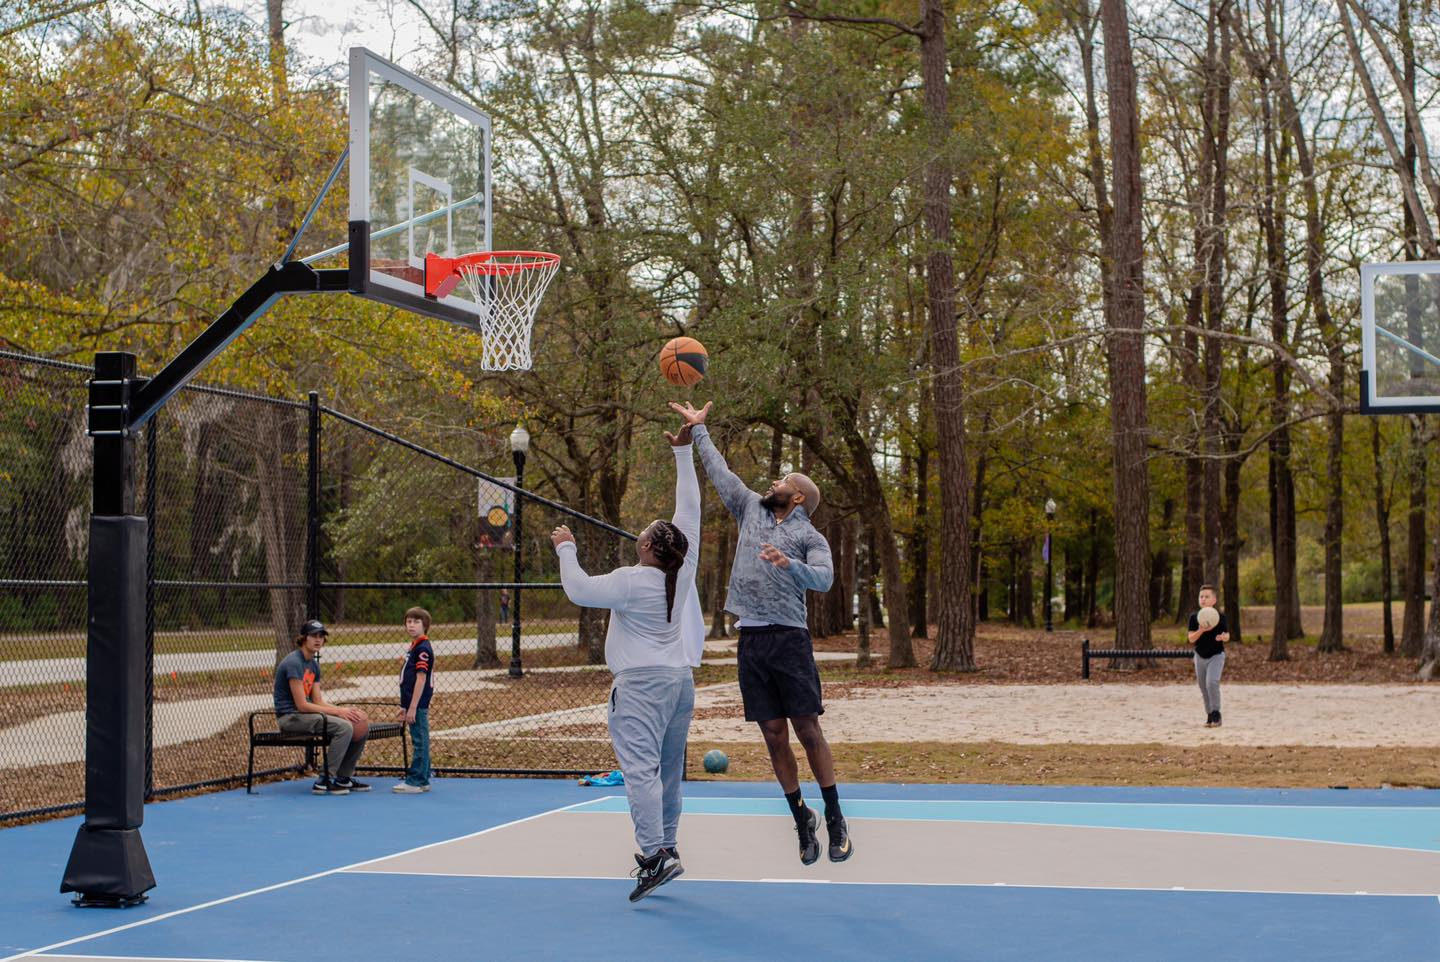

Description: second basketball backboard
[1360,261,1440,414]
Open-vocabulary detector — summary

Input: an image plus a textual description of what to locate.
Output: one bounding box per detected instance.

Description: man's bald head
[786,473,821,514]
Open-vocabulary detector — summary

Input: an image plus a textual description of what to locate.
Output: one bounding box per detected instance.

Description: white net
[456,253,561,371]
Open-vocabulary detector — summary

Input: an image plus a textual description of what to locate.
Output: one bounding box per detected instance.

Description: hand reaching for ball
[669,400,711,428]
[551,525,575,548]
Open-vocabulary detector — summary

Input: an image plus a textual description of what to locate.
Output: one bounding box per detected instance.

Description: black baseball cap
[299,619,328,637]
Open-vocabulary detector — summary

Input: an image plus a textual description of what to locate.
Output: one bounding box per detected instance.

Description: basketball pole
[63,263,347,907]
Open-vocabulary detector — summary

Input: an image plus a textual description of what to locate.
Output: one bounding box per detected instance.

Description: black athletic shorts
[736,625,824,722]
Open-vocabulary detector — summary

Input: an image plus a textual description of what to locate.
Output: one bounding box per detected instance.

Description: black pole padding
[61,514,155,906]
[1081,638,1090,680]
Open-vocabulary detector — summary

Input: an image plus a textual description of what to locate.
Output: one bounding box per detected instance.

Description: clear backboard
[1360,262,1440,414]
[347,47,491,328]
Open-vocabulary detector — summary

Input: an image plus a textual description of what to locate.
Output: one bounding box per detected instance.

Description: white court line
[573,797,1440,813]
[565,802,1440,856]
[40,956,283,962]
[336,869,1440,899]
[0,799,600,962]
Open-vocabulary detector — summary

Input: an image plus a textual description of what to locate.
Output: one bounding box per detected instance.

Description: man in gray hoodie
[669,401,851,865]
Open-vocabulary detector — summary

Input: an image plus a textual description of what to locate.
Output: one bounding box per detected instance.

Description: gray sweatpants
[279,711,366,780]
[607,666,695,856]
[1194,650,1225,715]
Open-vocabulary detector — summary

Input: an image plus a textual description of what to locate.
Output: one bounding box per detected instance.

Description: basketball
[1196,606,1220,630]
[702,749,728,774]
[660,336,708,386]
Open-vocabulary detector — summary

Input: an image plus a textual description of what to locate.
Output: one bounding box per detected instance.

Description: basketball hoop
[424,251,560,371]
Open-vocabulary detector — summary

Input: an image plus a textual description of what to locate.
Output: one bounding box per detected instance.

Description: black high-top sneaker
[1205,711,1219,728]
[796,806,820,865]
[628,850,683,902]
[656,847,685,886]
[1212,711,1222,727]
[826,813,853,863]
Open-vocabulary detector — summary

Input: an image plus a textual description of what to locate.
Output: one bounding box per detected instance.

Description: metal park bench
[247,704,407,793]
[1080,639,1194,679]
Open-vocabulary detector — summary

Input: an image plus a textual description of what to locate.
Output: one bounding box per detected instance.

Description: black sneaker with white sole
[332,777,370,792]
[311,777,349,795]
[656,847,684,887]
[795,807,820,865]
[628,850,683,902]
[826,813,853,862]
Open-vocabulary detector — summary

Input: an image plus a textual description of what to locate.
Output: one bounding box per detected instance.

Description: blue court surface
[2,779,1436,961]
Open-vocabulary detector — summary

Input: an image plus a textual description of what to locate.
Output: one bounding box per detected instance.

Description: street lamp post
[509,424,530,678]
[1044,498,1057,632]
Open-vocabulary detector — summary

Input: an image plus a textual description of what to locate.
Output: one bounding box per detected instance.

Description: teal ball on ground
[702,749,729,774]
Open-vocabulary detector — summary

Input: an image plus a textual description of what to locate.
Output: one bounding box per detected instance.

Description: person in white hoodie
[551,422,702,903]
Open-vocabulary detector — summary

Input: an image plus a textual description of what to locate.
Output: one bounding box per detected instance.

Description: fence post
[1081,638,1090,679]
[306,392,320,620]
[144,417,158,799]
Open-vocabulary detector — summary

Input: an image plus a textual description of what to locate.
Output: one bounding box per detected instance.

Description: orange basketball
[659,336,708,387]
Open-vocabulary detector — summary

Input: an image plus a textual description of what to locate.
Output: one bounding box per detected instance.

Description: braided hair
[647,521,689,622]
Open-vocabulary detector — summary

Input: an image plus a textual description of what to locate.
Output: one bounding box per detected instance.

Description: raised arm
[553,526,633,610]
[663,433,701,563]
[669,401,756,520]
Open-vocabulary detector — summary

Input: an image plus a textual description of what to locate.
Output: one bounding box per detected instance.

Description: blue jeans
[404,709,431,786]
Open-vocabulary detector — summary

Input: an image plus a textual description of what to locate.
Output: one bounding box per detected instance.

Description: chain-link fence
[0,352,635,822]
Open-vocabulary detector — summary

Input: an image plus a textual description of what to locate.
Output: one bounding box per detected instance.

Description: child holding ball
[1187,584,1230,727]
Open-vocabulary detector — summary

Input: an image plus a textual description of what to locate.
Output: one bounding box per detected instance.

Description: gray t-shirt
[273,650,319,715]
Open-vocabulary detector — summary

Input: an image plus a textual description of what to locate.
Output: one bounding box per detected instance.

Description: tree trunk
[969,444,987,623]
[1017,538,1035,627]
[921,0,977,672]
[1372,421,1395,655]
[1099,0,1152,649]
[1200,0,1231,587]
[1270,5,1342,651]
[1150,497,1174,620]
[1241,0,1304,657]
[856,534,872,668]
[1065,546,1082,623]
[1318,372,1345,653]
[1085,509,1101,628]
[254,406,307,660]
[1420,524,1440,678]
[1401,417,1428,656]
[910,441,929,638]
[1221,437,1242,645]
[1398,0,1428,659]
[708,514,732,639]
[474,546,501,668]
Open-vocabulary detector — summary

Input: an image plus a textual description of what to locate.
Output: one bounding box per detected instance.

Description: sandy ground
[688,683,1440,748]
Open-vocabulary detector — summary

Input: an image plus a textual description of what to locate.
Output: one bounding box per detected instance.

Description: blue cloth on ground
[577,770,625,786]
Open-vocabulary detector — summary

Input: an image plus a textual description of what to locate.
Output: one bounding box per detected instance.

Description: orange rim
[425,251,560,297]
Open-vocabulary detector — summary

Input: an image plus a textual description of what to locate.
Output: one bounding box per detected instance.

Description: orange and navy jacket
[400,635,434,710]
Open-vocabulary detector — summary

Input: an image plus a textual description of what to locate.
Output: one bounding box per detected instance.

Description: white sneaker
[392,783,430,794]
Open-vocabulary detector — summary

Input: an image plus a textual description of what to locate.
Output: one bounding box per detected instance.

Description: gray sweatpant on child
[1194,650,1225,715]
[607,666,695,856]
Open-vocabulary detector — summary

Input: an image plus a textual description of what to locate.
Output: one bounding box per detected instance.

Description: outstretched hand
[664,423,694,446]
[668,400,712,428]
[551,525,575,548]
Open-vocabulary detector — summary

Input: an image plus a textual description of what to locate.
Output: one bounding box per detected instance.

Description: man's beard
[759,491,792,511]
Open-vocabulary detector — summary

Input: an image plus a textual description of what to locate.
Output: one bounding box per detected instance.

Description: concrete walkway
[0,643,855,769]
[0,633,578,688]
